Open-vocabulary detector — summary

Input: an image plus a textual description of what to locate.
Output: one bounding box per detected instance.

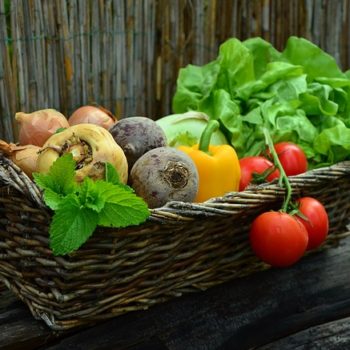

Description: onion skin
[37,124,128,183]
[0,140,40,178]
[16,109,69,147]
[68,105,116,130]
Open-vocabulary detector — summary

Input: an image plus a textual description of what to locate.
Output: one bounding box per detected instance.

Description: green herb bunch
[33,154,150,255]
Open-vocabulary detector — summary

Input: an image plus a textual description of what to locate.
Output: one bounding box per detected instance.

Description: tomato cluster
[239,141,330,268]
[249,197,329,267]
[239,142,308,191]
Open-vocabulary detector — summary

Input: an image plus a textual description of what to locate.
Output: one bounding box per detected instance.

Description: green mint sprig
[33,154,150,256]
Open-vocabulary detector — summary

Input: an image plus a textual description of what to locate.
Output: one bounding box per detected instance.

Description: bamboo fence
[0,0,349,141]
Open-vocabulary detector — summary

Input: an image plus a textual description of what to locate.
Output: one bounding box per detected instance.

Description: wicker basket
[1,154,350,330]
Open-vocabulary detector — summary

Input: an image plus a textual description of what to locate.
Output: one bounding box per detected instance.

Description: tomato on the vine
[249,211,309,267]
[272,142,308,176]
[239,156,280,191]
[295,197,329,250]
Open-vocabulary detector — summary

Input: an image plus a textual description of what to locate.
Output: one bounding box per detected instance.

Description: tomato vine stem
[262,127,292,212]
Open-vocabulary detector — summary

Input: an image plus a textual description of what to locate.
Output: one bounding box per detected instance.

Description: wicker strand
[0,155,45,208]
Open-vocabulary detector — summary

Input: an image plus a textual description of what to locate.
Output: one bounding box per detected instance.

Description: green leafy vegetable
[33,154,150,256]
[33,153,77,210]
[172,36,350,168]
[49,194,98,255]
[104,162,120,185]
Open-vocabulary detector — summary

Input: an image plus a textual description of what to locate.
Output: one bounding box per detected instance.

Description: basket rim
[1,154,350,222]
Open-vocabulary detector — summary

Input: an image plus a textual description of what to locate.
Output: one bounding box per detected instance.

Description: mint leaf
[34,154,150,256]
[97,182,150,227]
[49,194,98,255]
[78,177,106,212]
[33,153,77,197]
[42,188,63,210]
[104,162,120,185]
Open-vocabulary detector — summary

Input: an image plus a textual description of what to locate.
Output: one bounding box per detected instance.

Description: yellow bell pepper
[178,120,241,202]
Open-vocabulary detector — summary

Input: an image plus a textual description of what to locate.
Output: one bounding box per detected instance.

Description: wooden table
[2,234,350,350]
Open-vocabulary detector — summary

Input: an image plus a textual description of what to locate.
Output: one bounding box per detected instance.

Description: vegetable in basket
[172,36,350,168]
[37,123,128,183]
[267,142,308,176]
[249,128,329,267]
[16,108,69,147]
[109,116,167,170]
[129,147,199,208]
[178,120,240,202]
[0,140,40,178]
[69,105,116,129]
[155,111,228,147]
[239,140,307,190]
[239,156,280,191]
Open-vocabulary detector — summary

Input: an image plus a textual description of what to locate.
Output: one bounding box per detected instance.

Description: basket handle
[0,154,45,208]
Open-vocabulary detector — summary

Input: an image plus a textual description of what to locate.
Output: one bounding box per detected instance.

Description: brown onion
[16,109,69,147]
[0,140,41,178]
[68,105,116,129]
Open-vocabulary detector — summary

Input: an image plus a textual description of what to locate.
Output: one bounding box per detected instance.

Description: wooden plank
[22,0,37,112]
[91,0,100,107]
[103,0,113,110]
[11,0,28,113]
[0,0,15,141]
[0,290,60,350]
[143,0,156,118]
[257,316,350,349]
[78,0,88,105]
[55,0,71,116]
[112,0,126,118]
[134,0,143,114]
[69,0,81,108]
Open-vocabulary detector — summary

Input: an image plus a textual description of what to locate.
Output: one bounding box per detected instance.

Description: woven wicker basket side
[1,155,350,330]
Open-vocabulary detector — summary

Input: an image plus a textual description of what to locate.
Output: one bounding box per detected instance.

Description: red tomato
[273,142,308,176]
[239,156,280,191]
[249,211,309,267]
[295,197,329,250]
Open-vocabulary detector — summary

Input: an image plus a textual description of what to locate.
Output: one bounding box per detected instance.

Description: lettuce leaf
[172,36,350,168]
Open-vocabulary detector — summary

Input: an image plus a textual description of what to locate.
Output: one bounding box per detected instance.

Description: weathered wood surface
[1,234,350,350]
[1,0,350,141]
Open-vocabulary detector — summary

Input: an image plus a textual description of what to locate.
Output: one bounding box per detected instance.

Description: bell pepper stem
[262,127,292,212]
[199,120,220,153]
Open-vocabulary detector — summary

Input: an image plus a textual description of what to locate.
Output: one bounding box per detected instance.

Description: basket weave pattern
[1,155,350,330]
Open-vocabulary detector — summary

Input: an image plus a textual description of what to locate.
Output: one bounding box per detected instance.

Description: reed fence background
[0,0,349,141]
